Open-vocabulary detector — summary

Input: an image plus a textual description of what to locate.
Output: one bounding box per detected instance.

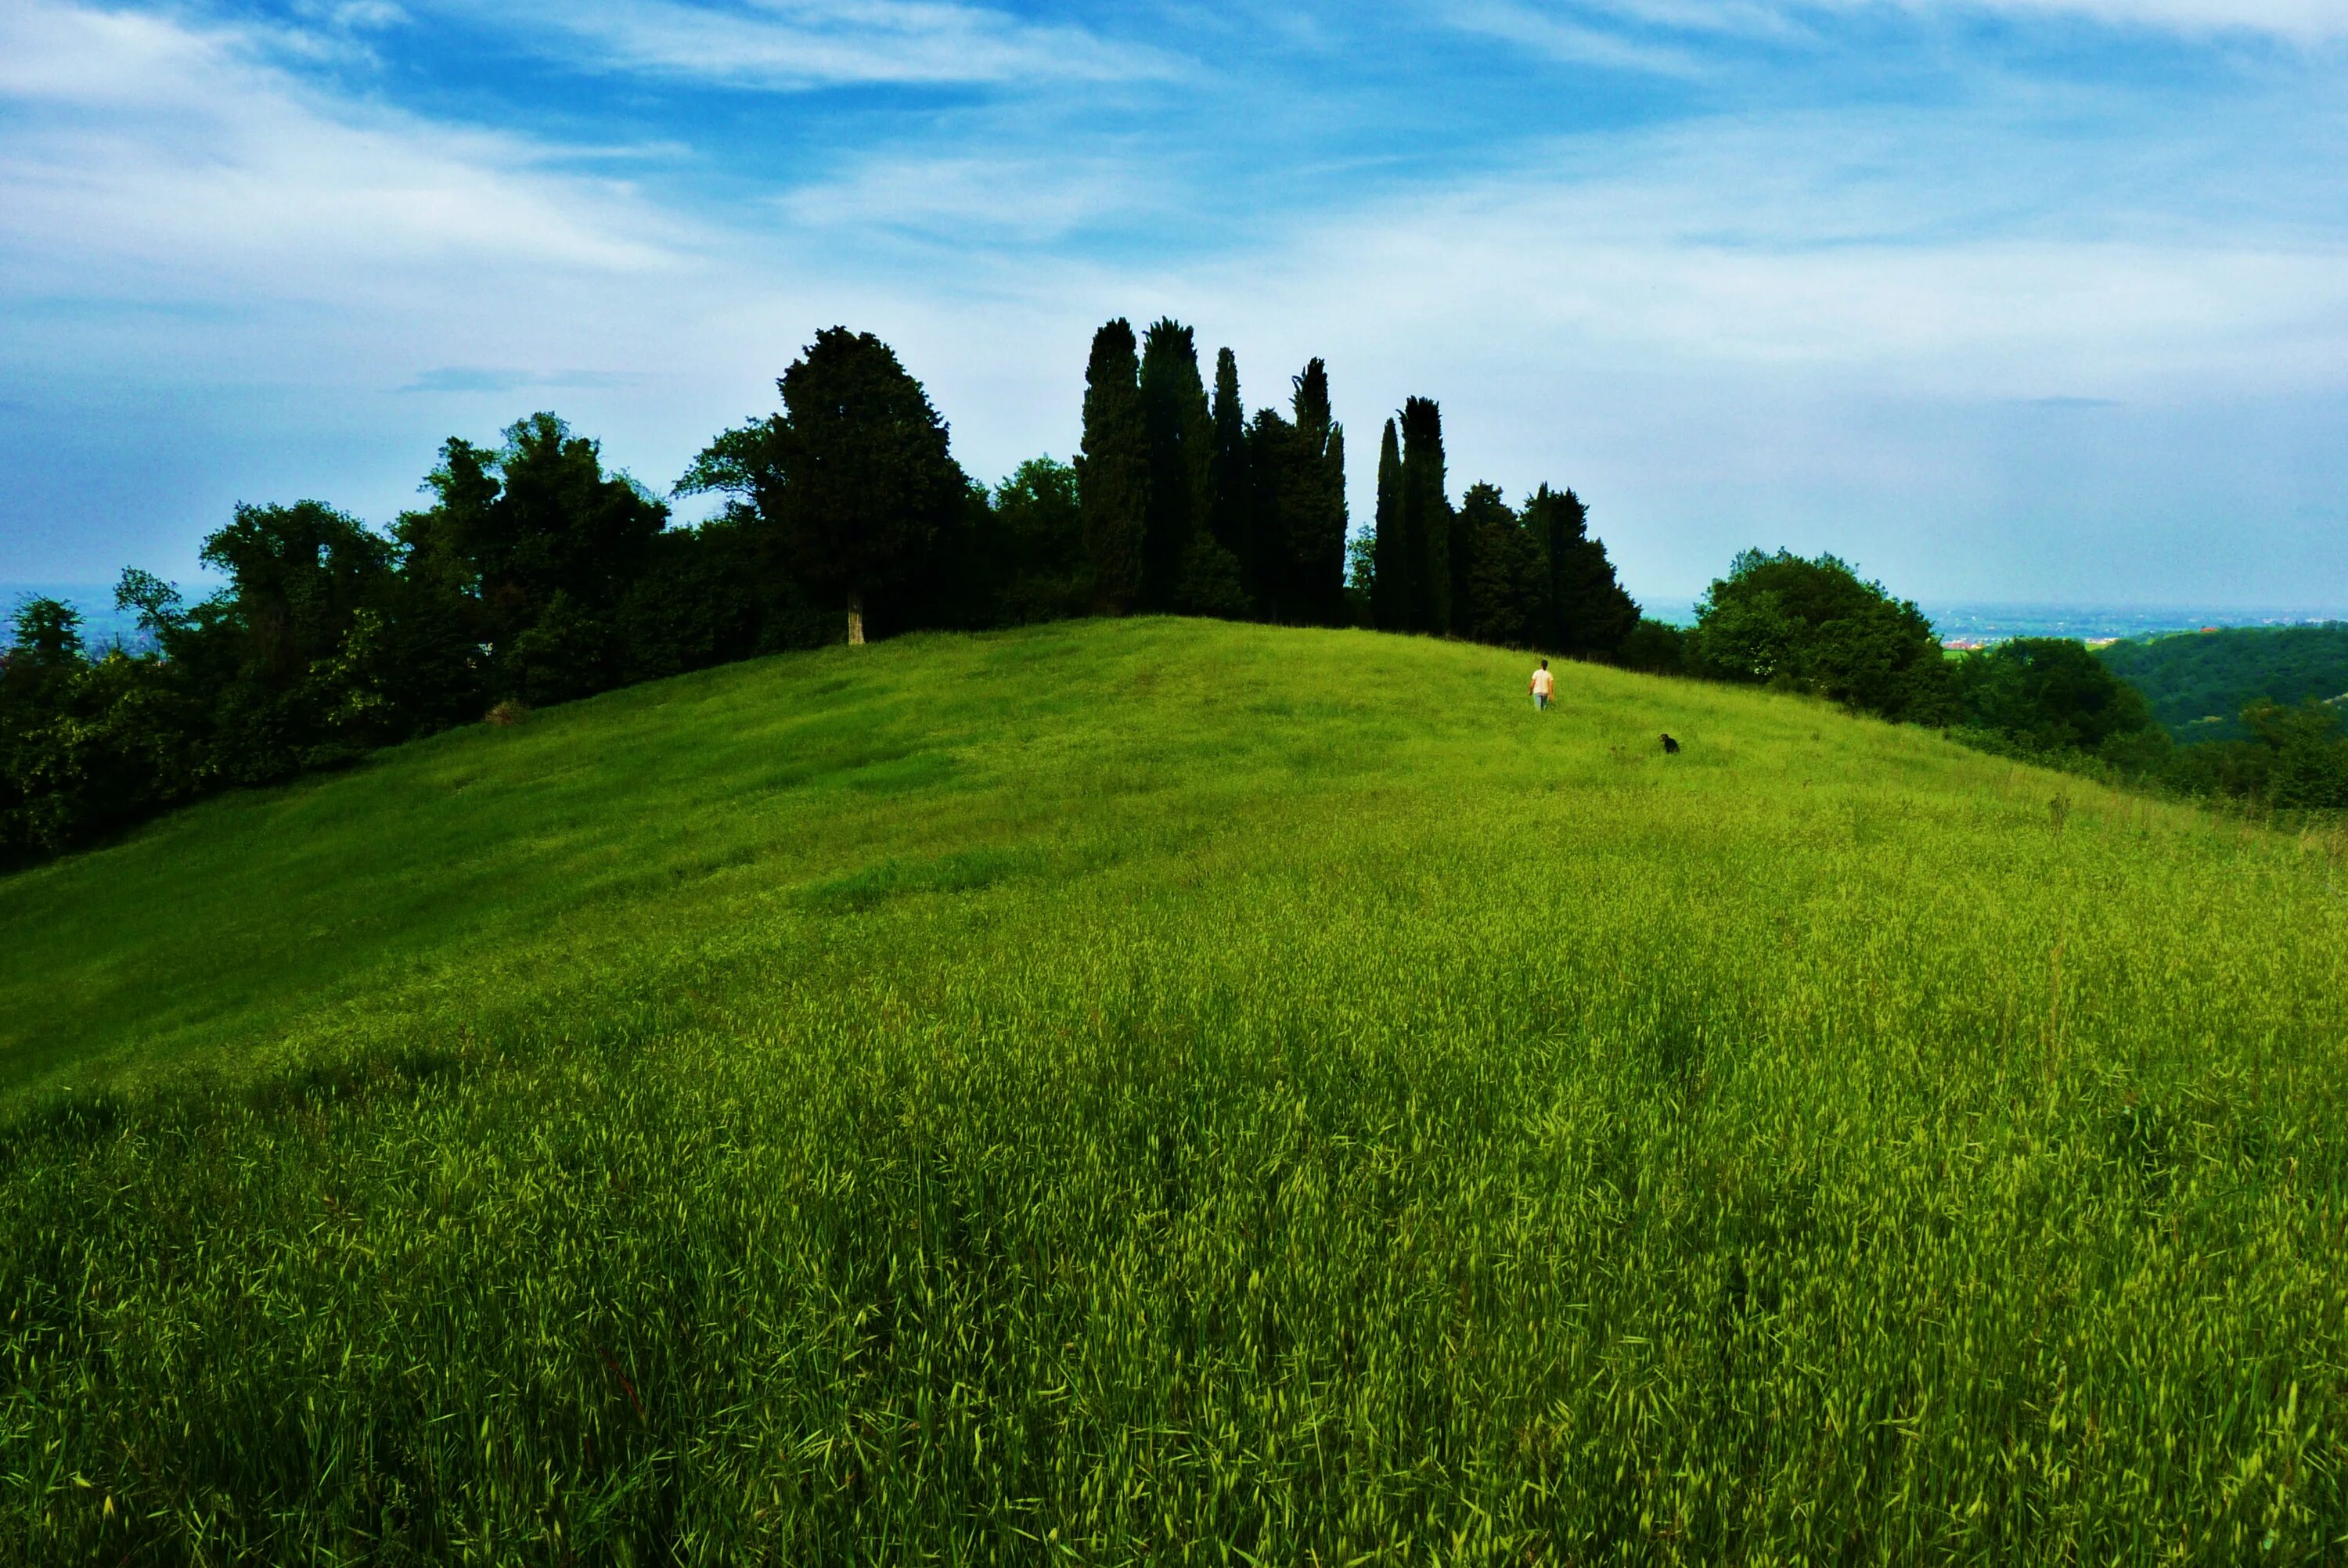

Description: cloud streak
[1495,0,2348,45]
[0,0,679,309]
[433,0,1179,89]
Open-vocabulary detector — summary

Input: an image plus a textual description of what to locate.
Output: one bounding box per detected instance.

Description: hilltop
[3,618,2343,1563]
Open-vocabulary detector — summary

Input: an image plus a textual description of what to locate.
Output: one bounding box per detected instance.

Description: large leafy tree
[1527,485,1639,660]
[1077,319,1149,615]
[1691,548,1953,725]
[403,413,667,696]
[985,457,1089,625]
[1457,484,1536,647]
[1951,638,2156,754]
[200,502,397,686]
[404,416,663,638]
[679,330,964,646]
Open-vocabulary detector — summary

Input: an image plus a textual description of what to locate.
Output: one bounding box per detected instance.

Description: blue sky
[2,0,2343,612]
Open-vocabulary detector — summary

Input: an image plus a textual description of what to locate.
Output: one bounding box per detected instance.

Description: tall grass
[2,618,2343,1562]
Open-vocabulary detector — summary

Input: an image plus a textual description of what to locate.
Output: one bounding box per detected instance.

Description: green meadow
[3,617,2344,1563]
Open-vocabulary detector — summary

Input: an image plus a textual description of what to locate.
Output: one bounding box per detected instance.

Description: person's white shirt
[1530,667,1554,698]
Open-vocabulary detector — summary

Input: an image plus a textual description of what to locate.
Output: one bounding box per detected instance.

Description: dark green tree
[2242,699,2348,809]
[1527,485,1640,660]
[1951,638,2158,755]
[402,413,666,696]
[200,502,397,686]
[191,502,419,775]
[1458,484,1542,647]
[1208,348,1251,597]
[0,601,199,863]
[677,330,964,646]
[1616,619,1689,675]
[1287,359,1348,627]
[1076,319,1148,614]
[1691,548,1953,725]
[1370,419,1403,631]
[1139,319,1221,612]
[2,599,85,682]
[985,457,1089,624]
[1397,397,1452,635]
[1244,408,1300,619]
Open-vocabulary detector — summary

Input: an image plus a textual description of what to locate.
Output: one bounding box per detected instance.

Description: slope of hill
[3,617,2343,1563]
[2098,621,2348,739]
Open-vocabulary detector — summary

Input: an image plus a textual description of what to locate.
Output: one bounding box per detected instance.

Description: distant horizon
[12,577,2343,652]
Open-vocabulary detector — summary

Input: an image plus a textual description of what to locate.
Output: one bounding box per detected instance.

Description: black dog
[1660,733,1680,754]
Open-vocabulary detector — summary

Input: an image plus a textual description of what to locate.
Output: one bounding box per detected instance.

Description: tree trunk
[847,593,866,646]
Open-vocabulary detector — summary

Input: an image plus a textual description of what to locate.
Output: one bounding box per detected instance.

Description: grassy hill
[4,617,2344,1563]
[2098,621,2348,739]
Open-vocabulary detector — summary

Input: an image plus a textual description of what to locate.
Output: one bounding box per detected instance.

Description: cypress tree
[1370,419,1403,630]
[1244,408,1298,620]
[1398,397,1452,634]
[1078,319,1147,614]
[1289,359,1347,627]
[1139,319,1219,612]
[1208,347,1251,607]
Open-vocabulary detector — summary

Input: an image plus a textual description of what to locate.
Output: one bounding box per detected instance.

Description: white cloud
[1511,0,2348,42]
[780,153,1157,243]
[1442,2,1707,73]
[1943,0,2348,39]
[0,0,679,305]
[440,0,1178,89]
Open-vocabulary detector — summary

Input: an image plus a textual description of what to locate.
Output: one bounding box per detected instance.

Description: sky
[1,0,2343,613]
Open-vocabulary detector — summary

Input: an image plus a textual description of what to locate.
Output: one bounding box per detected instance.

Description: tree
[187,501,419,779]
[1691,548,1953,725]
[1371,419,1403,631]
[2241,699,2348,810]
[678,330,964,646]
[1076,319,1148,615]
[1397,397,1452,635]
[3,598,85,678]
[1527,485,1639,660]
[200,502,398,686]
[986,457,1089,624]
[1208,348,1251,599]
[1344,530,1376,628]
[1458,484,1540,647]
[1139,319,1219,612]
[1287,360,1348,627]
[1951,638,2157,756]
[404,414,667,694]
[1617,619,1688,675]
[1244,408,1301,619]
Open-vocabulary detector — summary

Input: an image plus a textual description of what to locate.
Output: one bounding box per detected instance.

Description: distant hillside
[2098,621,2348,739]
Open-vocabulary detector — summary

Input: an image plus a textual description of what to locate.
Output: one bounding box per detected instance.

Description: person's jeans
[1533,692,1550,710]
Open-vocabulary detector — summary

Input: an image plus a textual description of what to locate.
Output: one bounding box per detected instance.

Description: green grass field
[4,617,2345,1563]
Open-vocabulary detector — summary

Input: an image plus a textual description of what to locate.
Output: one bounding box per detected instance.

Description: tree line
[1651,548,2348,811]
[0,322,1651,865]
[11,319,2330,869]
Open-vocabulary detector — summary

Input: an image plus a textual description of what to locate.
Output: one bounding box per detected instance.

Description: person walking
[1530,659,1554,711]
